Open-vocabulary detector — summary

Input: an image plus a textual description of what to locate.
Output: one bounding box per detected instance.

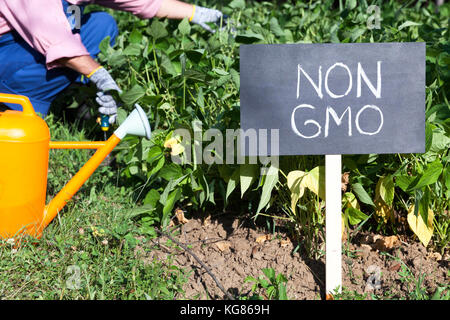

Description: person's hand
[191,5,223,33]
[88,67,121,124]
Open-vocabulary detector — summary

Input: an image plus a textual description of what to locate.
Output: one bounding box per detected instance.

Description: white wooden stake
[325,154,342,298]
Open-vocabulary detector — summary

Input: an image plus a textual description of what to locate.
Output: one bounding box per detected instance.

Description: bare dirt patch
[135,213,448,300]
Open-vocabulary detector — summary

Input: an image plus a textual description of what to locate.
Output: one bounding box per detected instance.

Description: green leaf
[122,43,141,56]
[147,146,163,163]
[108,52,127,68]
[240,164,259,198]
[346,207,369,225]
[148,156,165,177]
[109,99,125,121]
[352,183,375,207]
[398,21,422,31]
[350,28,366,41]
[418,187,430,226]
[268,286,278,299]
[345,0,357,10]
[212,68,229,76]
[129,29,143,44]
[230,68,240,88]
[269,17,284,37]
[259,278,270,289]
[444,167,450,192]
[425,123,433,152]
[195,170,210,205]
[262,268,276,282]
[185,49,205,64]
[226,167,240,203]
[278,283,288,300]
[159,174,187,206]
[244,276,258,283]
[128,204,155,219]
[236,32,265,44]
[159,163,183,181]
[178,18,191,36]
[218,165,233,183]
[229,0,245,9]
[256,166,279,214]
[143,189,160,207]
[160,53,177,76]
[375,175,395,206]
[99,36,112,54]
[430,130,450,153]
[395,175,414,192]
[408,160,443,191]
[121,85,146,105]
[129,165,138,175]
[162,188,182,227]
[148,20,168,40]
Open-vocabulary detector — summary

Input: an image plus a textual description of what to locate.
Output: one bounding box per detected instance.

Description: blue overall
[0,1,118,115]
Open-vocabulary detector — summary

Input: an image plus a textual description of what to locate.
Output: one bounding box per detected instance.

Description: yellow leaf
[374,198,394,224]
[343,192,360,210]
[287,170,306,190]
[164,137,178,148]
[170,143,185,156]
[407,205,434,247]
[302,166,325,200]
[287,170,307,214]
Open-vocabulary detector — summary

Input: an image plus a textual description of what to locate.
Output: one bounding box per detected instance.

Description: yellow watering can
[0,93,151,240]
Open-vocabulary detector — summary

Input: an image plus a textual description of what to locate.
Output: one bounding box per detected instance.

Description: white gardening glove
[88,67,121,124]
[191,5,223,33]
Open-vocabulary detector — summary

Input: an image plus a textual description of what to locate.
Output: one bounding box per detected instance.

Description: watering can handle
[0,93,35,116]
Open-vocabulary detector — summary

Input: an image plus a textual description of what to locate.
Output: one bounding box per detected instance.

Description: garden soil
[136,213,448,300]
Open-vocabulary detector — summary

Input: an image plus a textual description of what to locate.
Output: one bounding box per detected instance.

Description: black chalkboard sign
[240,43,425,156]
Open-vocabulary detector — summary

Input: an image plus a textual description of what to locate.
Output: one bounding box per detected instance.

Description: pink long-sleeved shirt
[0,0,163,69]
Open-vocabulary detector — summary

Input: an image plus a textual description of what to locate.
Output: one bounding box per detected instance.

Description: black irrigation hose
[154,227,236,300]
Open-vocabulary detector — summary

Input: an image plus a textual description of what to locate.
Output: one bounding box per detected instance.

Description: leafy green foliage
[62,0,449,254]
[242,267,289,300]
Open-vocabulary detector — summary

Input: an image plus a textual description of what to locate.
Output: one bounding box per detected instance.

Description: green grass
[0,115,188,300]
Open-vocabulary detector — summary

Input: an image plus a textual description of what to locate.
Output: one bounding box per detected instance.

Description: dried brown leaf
[373,235,400,251]
[389,262,401,272]
[175,208,189,224]
[341,172,350,192]
[279,238,291,247]
[202,215,211,226]
[215,241,231,252]
[255,234,271,244]
[429,252,442,261]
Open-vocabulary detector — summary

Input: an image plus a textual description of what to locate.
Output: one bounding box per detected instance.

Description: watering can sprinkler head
[114,104,151,140]
[0,93,151,240]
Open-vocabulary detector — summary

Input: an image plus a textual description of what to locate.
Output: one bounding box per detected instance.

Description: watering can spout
[42,104,151,229]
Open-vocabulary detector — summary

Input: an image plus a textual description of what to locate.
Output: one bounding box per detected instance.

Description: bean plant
[57,0,449,256]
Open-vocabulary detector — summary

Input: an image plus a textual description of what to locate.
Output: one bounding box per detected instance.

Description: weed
[241,267,289,300]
